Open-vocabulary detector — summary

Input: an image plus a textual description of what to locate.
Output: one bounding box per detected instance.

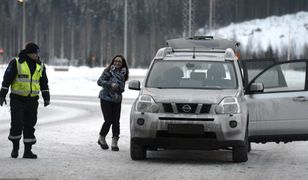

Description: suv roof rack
[187,36,214,40]
[154,47,173,59]
[166,36,239,51]
[172,49,225,53]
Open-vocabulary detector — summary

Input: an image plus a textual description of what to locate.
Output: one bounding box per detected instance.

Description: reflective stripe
[1,87,9,90]
[15,79,39,83]
[15,78,31,82]
[23,138,36,143]
[11,90,39,95]
[41,89,49,92]
[32,90,40,94]
[8,135,22,140]
[11,90,26,94]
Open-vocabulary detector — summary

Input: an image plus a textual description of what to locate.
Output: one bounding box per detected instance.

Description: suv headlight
[136,95,159,113]
[215,97,240,114]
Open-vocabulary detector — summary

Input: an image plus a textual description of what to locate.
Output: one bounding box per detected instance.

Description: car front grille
[162,103,211,114]
[162,103,173,113]
[200,104,211,113]
[176,103,198,113]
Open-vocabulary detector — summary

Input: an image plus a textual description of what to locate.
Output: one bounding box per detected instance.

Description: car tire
[232,128,248,163]
[130,138,146,160]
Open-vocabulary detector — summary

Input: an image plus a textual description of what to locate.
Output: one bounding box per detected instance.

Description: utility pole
[183,0,195,37]
[287,27,291,61]
[22,1,26,47]
[209,0,213,32]
[124,0,128,59]
[18,0,26,48]
[188,0,192,37]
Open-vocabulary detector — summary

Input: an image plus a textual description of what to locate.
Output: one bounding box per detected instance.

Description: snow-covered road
[1,95,308,180]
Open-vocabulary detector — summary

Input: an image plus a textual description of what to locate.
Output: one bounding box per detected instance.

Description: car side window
[239,58,277,87]
[254,61,306,92]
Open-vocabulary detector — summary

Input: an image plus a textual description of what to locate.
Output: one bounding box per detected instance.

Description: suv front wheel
[232,128,248,162]
[130,138,147,160]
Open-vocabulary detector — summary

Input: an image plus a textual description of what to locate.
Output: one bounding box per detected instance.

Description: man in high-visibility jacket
[0,42,50,159]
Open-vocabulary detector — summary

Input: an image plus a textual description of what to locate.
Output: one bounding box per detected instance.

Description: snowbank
[0,65,147,119]
[198,11,308,58]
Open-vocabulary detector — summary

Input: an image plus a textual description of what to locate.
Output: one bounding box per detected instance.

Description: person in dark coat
[97,55,129,151]
[0,42,50,159]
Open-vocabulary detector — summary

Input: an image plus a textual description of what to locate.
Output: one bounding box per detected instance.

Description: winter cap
[25,42,40,54]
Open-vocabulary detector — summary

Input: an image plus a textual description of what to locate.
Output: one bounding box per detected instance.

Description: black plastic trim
[132,137,244,150]
[249,134,308,143]
[159,117,214,121]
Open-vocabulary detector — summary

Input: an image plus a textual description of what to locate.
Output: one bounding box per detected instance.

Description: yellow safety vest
[11,58,43,97]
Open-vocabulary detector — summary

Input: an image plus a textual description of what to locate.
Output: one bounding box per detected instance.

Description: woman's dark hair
[107,55,129,81]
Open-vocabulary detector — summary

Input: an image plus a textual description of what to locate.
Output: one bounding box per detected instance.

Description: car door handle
[293,96,308,102]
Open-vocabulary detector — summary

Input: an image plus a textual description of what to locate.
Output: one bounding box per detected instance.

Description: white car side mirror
[129,80,141,90]
[250,82,264,93]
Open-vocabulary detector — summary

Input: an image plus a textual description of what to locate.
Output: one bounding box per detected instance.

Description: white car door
[245,60,308,142]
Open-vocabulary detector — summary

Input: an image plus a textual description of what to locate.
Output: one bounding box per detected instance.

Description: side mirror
[249,82,264,93]
[128,80,141,90]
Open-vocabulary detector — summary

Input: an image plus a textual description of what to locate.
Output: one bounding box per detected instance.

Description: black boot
[11,142,19,158]
[23,144,37,159]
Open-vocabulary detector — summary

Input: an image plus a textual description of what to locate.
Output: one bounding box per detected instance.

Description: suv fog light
[229,120,237,128]
[137,118,145,125]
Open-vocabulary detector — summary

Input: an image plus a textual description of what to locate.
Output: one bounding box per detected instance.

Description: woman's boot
[111,137,119,151]
[98,135,109,150]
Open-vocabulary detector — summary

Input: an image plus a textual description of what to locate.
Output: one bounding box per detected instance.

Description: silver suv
[129,36,308,162]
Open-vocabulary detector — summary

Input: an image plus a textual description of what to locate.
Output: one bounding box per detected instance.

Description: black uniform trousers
[8,97,38,145]
[99,99,121,138]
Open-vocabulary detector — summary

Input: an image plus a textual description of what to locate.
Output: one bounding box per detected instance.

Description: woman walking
[97,55,129,151]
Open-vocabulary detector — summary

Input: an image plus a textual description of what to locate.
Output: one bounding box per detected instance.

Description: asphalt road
[0,95,308,180]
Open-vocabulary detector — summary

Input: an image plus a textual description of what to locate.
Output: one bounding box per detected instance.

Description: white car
[129,36,308,162]
[242,58,308,144]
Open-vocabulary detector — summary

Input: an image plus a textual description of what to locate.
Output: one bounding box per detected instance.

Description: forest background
[0,0,307,67]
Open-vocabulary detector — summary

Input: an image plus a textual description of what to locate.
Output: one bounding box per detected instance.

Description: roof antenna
[192,47,196,59]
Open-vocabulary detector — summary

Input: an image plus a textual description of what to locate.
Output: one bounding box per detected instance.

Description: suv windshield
[146,60,237,89]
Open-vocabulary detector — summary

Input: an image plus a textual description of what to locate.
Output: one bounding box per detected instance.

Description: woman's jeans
[99,99,121,137]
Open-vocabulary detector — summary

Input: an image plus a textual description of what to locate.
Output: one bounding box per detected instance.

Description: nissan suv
[129,36,308,163]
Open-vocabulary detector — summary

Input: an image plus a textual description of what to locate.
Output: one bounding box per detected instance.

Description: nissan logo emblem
[182,104,191,113]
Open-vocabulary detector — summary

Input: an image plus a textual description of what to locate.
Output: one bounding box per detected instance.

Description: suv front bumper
[130,111,247,144]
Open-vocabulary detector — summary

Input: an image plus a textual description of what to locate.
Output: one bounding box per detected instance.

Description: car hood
[141,88,240,104]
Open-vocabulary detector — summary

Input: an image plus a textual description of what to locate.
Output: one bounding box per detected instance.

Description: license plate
[168,124,204,135]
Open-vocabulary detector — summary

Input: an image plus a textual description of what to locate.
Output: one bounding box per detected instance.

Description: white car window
[146,61,237,89]
[254,61,306,92]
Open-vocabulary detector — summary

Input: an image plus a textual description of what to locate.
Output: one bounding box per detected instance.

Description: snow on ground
[47,65,147,97]
[198,11,308,58]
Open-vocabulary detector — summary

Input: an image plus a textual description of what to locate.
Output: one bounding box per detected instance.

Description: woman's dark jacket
[97,66,126,103]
